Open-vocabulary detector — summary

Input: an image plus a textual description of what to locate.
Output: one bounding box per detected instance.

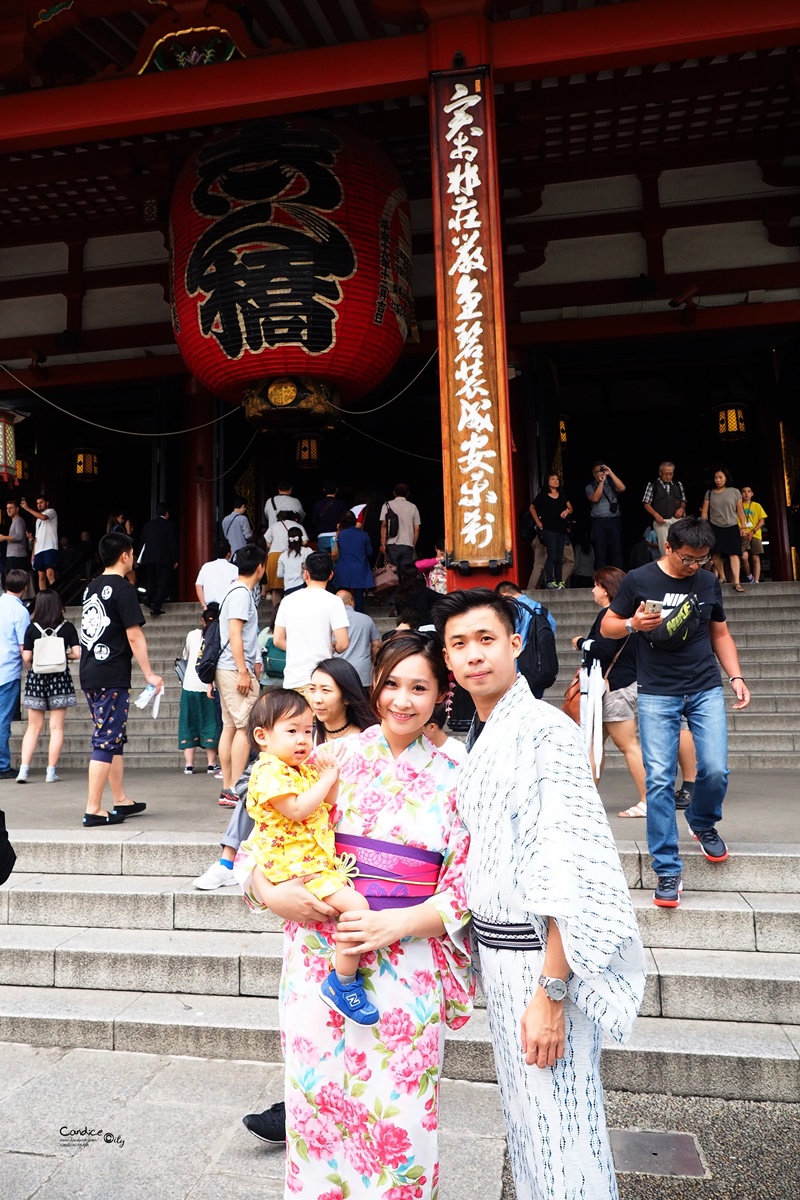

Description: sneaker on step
[206,764,218,775]
[690,826,728,862]
[192,861,237,890]
[653,874,682,907]
[242,1102,286,1144]
[15,765,29,784]
[45,767,60,783]
[183,765,194,776]
[214,768,224,780]
[320,972,379,1025]
[674,787,692,810]
[218,789,238,807]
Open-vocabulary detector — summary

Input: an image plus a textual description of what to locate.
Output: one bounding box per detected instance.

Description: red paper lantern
[170,118,413,405]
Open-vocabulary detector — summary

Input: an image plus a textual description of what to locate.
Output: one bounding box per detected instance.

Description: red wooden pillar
[428,17,518,590]
[179,376,214,601]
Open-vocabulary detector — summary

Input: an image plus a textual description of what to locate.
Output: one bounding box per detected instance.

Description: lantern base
[243,377,338,427]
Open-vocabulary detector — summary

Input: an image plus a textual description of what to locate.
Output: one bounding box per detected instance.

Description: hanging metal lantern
[718,407,746,440]
[0,408,25,484]
[295,436,319,469]
[170,118,414,410]
[74,448,99,478]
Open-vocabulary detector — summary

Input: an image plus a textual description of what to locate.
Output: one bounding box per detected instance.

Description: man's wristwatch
[625,618,635,634]
[538,974,568,1002]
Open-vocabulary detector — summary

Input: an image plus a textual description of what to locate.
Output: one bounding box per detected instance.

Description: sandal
[618,801,647,818]
[733,584,744,593]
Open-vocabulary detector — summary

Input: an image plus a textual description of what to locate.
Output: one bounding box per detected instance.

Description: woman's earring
[445,674,456,718]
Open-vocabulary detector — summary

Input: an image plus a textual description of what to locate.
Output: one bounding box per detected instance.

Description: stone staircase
[1,831,799,1104]
[13,582,799,771]
[539,581,800,769]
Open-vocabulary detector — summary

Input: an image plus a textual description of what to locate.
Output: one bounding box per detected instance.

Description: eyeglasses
[675,552,711,566]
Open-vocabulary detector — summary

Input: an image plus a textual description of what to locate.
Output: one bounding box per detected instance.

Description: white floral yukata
[238,725,473,1200]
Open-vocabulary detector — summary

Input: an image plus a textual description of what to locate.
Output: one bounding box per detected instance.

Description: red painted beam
[0,34,428,152]
[0,353,187,393]
[491,0,800,80]
[2,0,799,151]
[506,299,800,344]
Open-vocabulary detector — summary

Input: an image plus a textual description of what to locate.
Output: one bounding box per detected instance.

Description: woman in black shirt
[572,566,647,817]
[17,589,81,784]
[530,472,573,588]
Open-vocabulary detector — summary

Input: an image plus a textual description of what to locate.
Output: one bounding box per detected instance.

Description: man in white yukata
[433,587,646,1200]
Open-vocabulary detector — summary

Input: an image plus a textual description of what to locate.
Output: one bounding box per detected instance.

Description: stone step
[0,922,797,1020]
[5,874,799,954]
[0,984,795,1102]
[729,713,800,731]
[10,831,800,891]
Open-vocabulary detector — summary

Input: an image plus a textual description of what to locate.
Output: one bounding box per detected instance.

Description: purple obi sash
[335,833,443,910]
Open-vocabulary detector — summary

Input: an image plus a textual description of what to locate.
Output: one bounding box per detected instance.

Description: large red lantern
[170,118,413,406]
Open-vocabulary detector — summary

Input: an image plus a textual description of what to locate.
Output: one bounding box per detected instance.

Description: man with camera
[586,461,625,568]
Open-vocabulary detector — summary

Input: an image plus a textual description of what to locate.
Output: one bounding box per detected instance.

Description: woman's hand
[335,908,407,955]
[571,636,580,651]
[520,990,566,1068]
[260,875,337,923]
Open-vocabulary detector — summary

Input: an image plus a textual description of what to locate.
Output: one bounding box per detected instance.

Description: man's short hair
[5,568,29,593]
[305,552,333,581]
[232,495,247,510]
[6,501,18,512]
[235,542,265,576]
[592,461,605,471]
[37,494,49,505]
[659,461,676,472]
[213,538,230,559]
[666,518,715,553]
[337,589,354,605]
[99,531,133,567]
[277,480,292,491]
[433,587,518,640]
[323,480,338,494]
[495,580,522,597]
[393,482,409,498]
[156,502,169,518]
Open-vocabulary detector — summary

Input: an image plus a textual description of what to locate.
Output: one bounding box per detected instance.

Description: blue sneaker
[320,972,379,1026]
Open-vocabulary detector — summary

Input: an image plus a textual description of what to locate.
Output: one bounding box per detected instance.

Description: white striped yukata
[458,678,646,1200]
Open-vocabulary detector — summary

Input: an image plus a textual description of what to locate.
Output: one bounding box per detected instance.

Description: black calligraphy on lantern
[186,122,356,359]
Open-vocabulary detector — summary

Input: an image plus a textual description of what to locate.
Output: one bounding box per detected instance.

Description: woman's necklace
[324,720,351,736]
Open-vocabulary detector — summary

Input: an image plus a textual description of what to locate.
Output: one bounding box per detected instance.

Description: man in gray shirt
[335,590,380,687]
[214,543,265,804]
[0,501,30,576]
[221,497,252,559]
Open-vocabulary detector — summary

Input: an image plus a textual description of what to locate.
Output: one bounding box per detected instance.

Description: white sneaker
[192,861,236,890]
[45,768,60,783]
[16,765,29,784]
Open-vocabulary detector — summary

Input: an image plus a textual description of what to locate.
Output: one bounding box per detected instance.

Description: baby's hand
[314,747,340,774]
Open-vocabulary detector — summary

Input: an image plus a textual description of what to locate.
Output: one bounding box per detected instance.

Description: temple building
[1,0,799,592]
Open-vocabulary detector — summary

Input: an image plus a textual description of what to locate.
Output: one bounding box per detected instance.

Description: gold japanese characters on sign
[431,68,513,569]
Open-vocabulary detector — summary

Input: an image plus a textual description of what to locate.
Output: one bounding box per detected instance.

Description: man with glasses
[601,518,750,907]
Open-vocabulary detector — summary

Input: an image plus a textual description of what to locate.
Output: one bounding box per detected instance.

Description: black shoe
[242,1102,286,1144]
[0,768,16,780]
[149,609,164,617]
[674,787,692,810]
[112,801,147,817]
[653,874,682,907]
[690,826,728,862]
[83,811,127,827]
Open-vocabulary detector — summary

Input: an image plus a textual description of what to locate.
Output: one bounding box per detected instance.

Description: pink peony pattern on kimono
[344,1045,372,1081]
[379,1007,416,1051]
[281,728,474,1200]
[372,1119,412,1169]
[410,970,436,996]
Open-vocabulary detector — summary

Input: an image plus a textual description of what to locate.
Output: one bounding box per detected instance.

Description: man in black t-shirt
[601,518,750,909]
[79,531,163,828]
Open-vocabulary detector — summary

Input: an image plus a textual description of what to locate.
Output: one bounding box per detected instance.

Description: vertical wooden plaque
[430,66,513,570]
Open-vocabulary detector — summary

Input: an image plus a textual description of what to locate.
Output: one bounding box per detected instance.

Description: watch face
[543,977,568,1000]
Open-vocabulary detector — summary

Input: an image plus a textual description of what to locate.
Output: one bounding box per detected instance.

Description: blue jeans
[637,688,728,877]
[0,678,20,771]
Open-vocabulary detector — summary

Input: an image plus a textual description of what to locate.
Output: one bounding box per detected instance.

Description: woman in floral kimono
[236,631,473,1200]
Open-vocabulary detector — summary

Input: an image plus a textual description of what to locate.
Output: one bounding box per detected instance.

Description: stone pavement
[1,1042,797,1200]
[2,764,798,843]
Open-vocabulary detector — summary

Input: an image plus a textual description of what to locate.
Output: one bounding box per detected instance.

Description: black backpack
[385,504,400,540]
[516,602,559,694]
[0,807,15,887]
[195,585,248,684]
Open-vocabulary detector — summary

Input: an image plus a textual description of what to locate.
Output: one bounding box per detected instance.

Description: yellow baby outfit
[240,752,351,900]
